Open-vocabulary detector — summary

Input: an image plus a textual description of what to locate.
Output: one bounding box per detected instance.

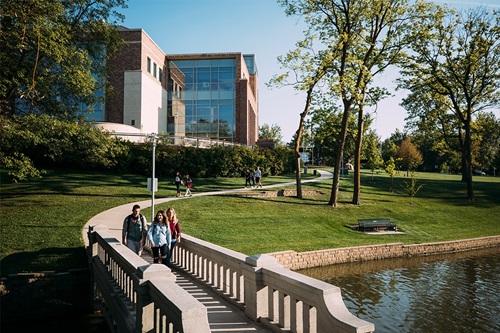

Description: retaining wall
[268,235,500,270]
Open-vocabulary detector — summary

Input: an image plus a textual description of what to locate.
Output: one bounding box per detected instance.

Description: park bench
[358,218,397,232]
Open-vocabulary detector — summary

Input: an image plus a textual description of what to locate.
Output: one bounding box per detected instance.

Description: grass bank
[1,168,499,276]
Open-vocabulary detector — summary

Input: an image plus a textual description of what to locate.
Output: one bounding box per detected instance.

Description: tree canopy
[399,5,500,200]
[0,0,126,117]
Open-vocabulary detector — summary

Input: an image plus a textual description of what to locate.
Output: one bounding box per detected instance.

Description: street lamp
[149,133,159,223]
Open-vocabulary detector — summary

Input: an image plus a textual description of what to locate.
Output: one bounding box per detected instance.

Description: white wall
[123,70,167,135]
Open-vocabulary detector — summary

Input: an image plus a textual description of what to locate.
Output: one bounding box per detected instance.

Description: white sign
[147,178,158,192]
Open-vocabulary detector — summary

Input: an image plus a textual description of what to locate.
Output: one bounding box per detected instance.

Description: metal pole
[151,134,158,223]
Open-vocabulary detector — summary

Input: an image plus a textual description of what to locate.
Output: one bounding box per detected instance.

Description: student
[184,174,193,197]
[147,210,171,265]
[254,166,263,188]
[250,168,256,187]
[165,207,182,268]
[122,204,147,255]
[245,169,253,188]
[174,171,182,197]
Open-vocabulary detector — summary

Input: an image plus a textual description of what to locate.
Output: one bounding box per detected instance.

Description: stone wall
[267,235,500,270]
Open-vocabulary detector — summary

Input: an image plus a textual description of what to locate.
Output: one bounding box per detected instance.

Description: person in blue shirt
[254,167,263,188]
[147,210,171,265]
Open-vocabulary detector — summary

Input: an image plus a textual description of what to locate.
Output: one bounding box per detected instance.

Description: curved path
[83,169,331,246]
[83,170,332,333]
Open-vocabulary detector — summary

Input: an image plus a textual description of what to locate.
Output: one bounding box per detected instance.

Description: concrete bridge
[84,171,375,333]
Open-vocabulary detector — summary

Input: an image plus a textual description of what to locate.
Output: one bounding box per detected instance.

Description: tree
[269,33,330,198]
[276,0,414,207]
[259,123,284,145]
[397,137,423,174]
[364,131,384,180]
[385,157,397,192]
[0,0,126,117]
[473,112,500,173]
[399,6,500,200]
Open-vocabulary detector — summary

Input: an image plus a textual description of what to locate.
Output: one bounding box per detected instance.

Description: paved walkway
[83,170,332,246]
[83,170,332,333]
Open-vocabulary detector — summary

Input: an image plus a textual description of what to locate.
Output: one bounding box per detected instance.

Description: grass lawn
[1,168,499,276]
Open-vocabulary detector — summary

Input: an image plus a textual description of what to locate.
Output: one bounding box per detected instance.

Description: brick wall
[268,236,500,270]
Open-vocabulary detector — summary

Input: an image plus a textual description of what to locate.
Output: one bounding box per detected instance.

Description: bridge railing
[88,225,211,333]
[172,234,247,308]
[173,235,374,333]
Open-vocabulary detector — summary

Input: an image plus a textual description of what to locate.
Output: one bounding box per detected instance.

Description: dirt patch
[235,189,324,198]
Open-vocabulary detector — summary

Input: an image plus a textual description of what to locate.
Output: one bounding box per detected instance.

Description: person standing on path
[245,169,253,188]
[254,167,263,188]
[184,174,193,197]
[122,204,147,255]
[147,210,171,265]
[165,207,182,267]
[174,171,182,197]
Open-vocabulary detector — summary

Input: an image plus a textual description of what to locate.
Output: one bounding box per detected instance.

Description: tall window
[147,57,151,73]
[169,58,236,141]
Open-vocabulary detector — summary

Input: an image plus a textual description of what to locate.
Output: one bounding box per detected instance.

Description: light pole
[150,133,159,223]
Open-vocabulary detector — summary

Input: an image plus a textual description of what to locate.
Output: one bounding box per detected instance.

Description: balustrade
[88,225,373,333]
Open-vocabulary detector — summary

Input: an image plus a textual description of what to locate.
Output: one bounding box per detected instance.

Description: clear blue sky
[117,0,499,143]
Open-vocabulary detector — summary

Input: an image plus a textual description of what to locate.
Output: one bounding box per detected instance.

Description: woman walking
[147,210,171,265]
[165,207,182,268]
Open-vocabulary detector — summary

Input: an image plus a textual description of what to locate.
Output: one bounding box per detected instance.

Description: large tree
[0,0,126,117]
[276,0,414,207]
[399,6,500,201]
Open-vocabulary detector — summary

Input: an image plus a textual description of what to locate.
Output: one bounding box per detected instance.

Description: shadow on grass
[1,247,88,277]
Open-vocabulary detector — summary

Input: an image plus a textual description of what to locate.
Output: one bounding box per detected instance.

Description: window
[153,62,157,78]
[147,57,151,73]
[159,68,162,82]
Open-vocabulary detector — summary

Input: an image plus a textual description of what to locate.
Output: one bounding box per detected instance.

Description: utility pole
[150,133,159,223]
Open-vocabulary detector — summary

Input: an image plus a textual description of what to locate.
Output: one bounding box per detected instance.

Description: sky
[117,0,500,143]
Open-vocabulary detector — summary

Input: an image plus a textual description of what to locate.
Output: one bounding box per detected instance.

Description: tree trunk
[352,108,364,205]
[464,119,474,201]
[294,85,316,199]
[329,103,351,207]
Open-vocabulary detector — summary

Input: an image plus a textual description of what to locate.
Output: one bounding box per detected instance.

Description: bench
[358,218,397,232]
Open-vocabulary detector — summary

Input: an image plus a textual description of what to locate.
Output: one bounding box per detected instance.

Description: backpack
[127,214,146,232]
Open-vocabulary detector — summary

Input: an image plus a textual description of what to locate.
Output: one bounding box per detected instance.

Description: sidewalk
[83,170,332,246]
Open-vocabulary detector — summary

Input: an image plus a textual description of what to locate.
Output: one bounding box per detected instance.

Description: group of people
[122,204,182,267]
[174,171,193,197]
[245,167,263,188]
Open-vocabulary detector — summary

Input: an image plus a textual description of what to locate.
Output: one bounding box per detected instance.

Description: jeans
[151,244,168,264]
[166,239,177,267]
[126,238,143,256]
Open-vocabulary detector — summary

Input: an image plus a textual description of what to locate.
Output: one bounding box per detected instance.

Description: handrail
[173,235,374,333]
[88,225,211,333]
[259,259,375,333]
[88,225,374,333]
[172,234,247,307]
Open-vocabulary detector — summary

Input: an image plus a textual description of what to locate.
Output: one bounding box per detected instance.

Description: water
[297,246,500,333]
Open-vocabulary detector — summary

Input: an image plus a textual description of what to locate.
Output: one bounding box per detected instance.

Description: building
[100,27,259,146]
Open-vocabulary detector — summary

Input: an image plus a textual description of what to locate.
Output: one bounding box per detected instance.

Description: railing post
[241,254,281,321]
[135,264,175,332]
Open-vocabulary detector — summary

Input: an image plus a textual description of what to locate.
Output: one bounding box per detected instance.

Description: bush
[1,114,296,181]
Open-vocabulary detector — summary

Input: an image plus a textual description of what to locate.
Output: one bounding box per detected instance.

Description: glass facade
[168,58,236,141]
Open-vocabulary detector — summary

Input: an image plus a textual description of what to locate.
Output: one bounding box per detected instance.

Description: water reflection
[297,246,500,333]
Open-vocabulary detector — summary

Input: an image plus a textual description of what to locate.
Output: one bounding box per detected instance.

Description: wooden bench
[358,218,397,232]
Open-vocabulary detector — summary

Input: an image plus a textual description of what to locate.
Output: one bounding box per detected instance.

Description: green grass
[1,168,499,276]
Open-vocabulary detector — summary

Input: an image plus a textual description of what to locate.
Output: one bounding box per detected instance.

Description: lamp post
[150,133,159,223]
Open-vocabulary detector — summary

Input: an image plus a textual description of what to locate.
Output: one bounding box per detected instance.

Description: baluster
[279,291,290,329]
